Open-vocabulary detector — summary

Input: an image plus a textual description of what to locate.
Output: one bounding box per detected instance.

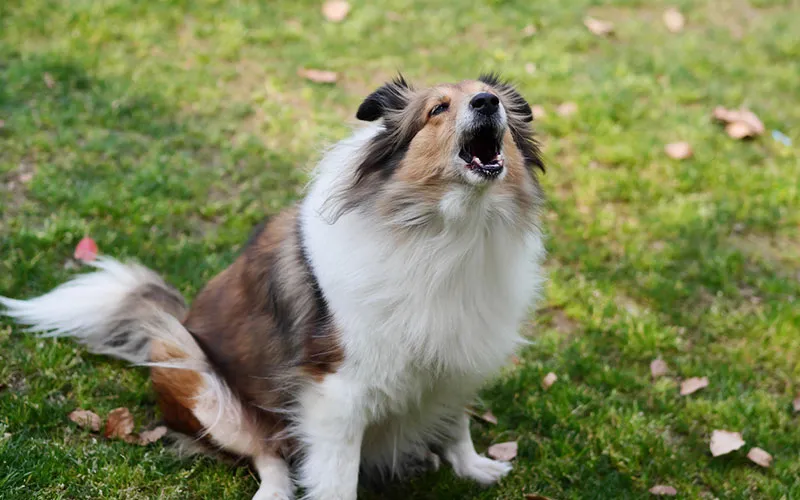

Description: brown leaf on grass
[649,485,677,496]
[650,359,669,378]
[322,1,350,23]
[542,372,558,390]
[298,68,338,84]
[665,142,693,160]
[556,102,578,117]
[584,17,614,37]
[487,441,518,461]
[522,25,538,37]
[68,409,101,432]
[710,430,745,457]
[0,119,5,129]
[136,426,168,445]
[43,73,55,89]
[793,393,800,413]
[481,410,498,425]
[680,376,708,395]
[524,63,536,75]
[509,354,521,365]
[105,407,135,439]
[746,447,772,468]
[725,122,753,139]
[525,495,554,500]
[663,8,685,33]
[713,106,765,139]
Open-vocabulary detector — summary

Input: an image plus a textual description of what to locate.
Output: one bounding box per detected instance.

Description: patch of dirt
[730,233,800,276]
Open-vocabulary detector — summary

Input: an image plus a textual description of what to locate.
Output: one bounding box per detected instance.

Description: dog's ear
[478,73,533,123]
[356,76,412,121]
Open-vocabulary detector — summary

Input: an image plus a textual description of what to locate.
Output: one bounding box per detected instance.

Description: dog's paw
[451,454,512,485]
[252,484,293,500]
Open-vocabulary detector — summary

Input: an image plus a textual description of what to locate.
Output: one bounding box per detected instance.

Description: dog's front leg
[297,375,366,500]
[443,412,512,485]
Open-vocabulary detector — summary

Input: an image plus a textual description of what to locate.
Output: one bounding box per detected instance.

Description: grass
[1,0,799,498]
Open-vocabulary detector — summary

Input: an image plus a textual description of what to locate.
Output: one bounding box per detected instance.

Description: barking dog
[1,75,545,499]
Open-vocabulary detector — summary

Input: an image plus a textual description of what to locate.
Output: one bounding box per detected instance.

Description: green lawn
[1,0,799,498]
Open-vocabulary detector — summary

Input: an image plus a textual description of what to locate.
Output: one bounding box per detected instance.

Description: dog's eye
[429,102,449,117]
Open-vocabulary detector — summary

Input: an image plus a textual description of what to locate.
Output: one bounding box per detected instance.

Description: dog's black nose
[470,92,500,116]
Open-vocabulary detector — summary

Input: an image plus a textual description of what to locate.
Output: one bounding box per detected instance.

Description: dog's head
[329,75,543,228]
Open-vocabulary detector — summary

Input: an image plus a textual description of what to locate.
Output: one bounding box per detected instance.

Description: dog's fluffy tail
[0,257,190,364]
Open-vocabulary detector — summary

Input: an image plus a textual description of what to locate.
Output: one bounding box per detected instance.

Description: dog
[1,74,546,499]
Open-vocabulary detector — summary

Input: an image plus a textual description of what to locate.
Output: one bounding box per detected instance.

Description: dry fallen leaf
[713,106,765,139]
[509,354,521,365]
[710,429,745,457]
[481,410,498,425]
[74,236,99,262]
[649,485,678,496]
[584,17,614,37]
[137,426,168,445]
[726,121,753,139]
[322,1,350,23]
[542,372,558,390]
[524,495,554,500]
[43,72,55,89]
[793,393,800,413]
[0,119,5,129]
[650,359,669,378]
[522,24,538,37]
[663,8,685,33]
[525,62,537,75]
[680,376,709,396]
[105,407,135,439]
[68,409,101,432]
[665,142,693,160]
[531,105,547,120]
[298,68,338,84]
[557,102,578,117]
[487,441,518,461]
[747,447,772,468]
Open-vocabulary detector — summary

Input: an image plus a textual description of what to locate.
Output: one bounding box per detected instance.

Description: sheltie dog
[1,74,546,499]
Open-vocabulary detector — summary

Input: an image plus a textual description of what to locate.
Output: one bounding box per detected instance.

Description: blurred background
[1,1,798,498]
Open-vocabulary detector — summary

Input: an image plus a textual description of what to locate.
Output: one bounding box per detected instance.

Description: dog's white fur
[296,122,545,498]
[1,119,544,499]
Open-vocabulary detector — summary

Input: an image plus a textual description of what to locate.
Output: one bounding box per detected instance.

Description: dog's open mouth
[459,126,504,179]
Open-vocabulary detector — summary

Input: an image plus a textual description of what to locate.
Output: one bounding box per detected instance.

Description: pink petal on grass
[322,1,350,23]
[481,410,498,425]
[584,17,614,36]
[137,426,168,445]
[665,142,693,160]
[649,485,678,496]
[74,237,99,262]
[556,102,578,117]
[710,430,745,457]
[650,359,669,378]
[680,376,708,396]
[68,409,101,432]
[662,8,685,33]
[487,441,518,461]
[542,372,558,390]
[298,68,338,84]
[746,447,772,468]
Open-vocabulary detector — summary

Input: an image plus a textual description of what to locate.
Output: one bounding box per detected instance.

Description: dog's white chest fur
[299,126,545,471]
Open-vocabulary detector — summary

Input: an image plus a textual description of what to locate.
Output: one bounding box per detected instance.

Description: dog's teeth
[472,156,483,166]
